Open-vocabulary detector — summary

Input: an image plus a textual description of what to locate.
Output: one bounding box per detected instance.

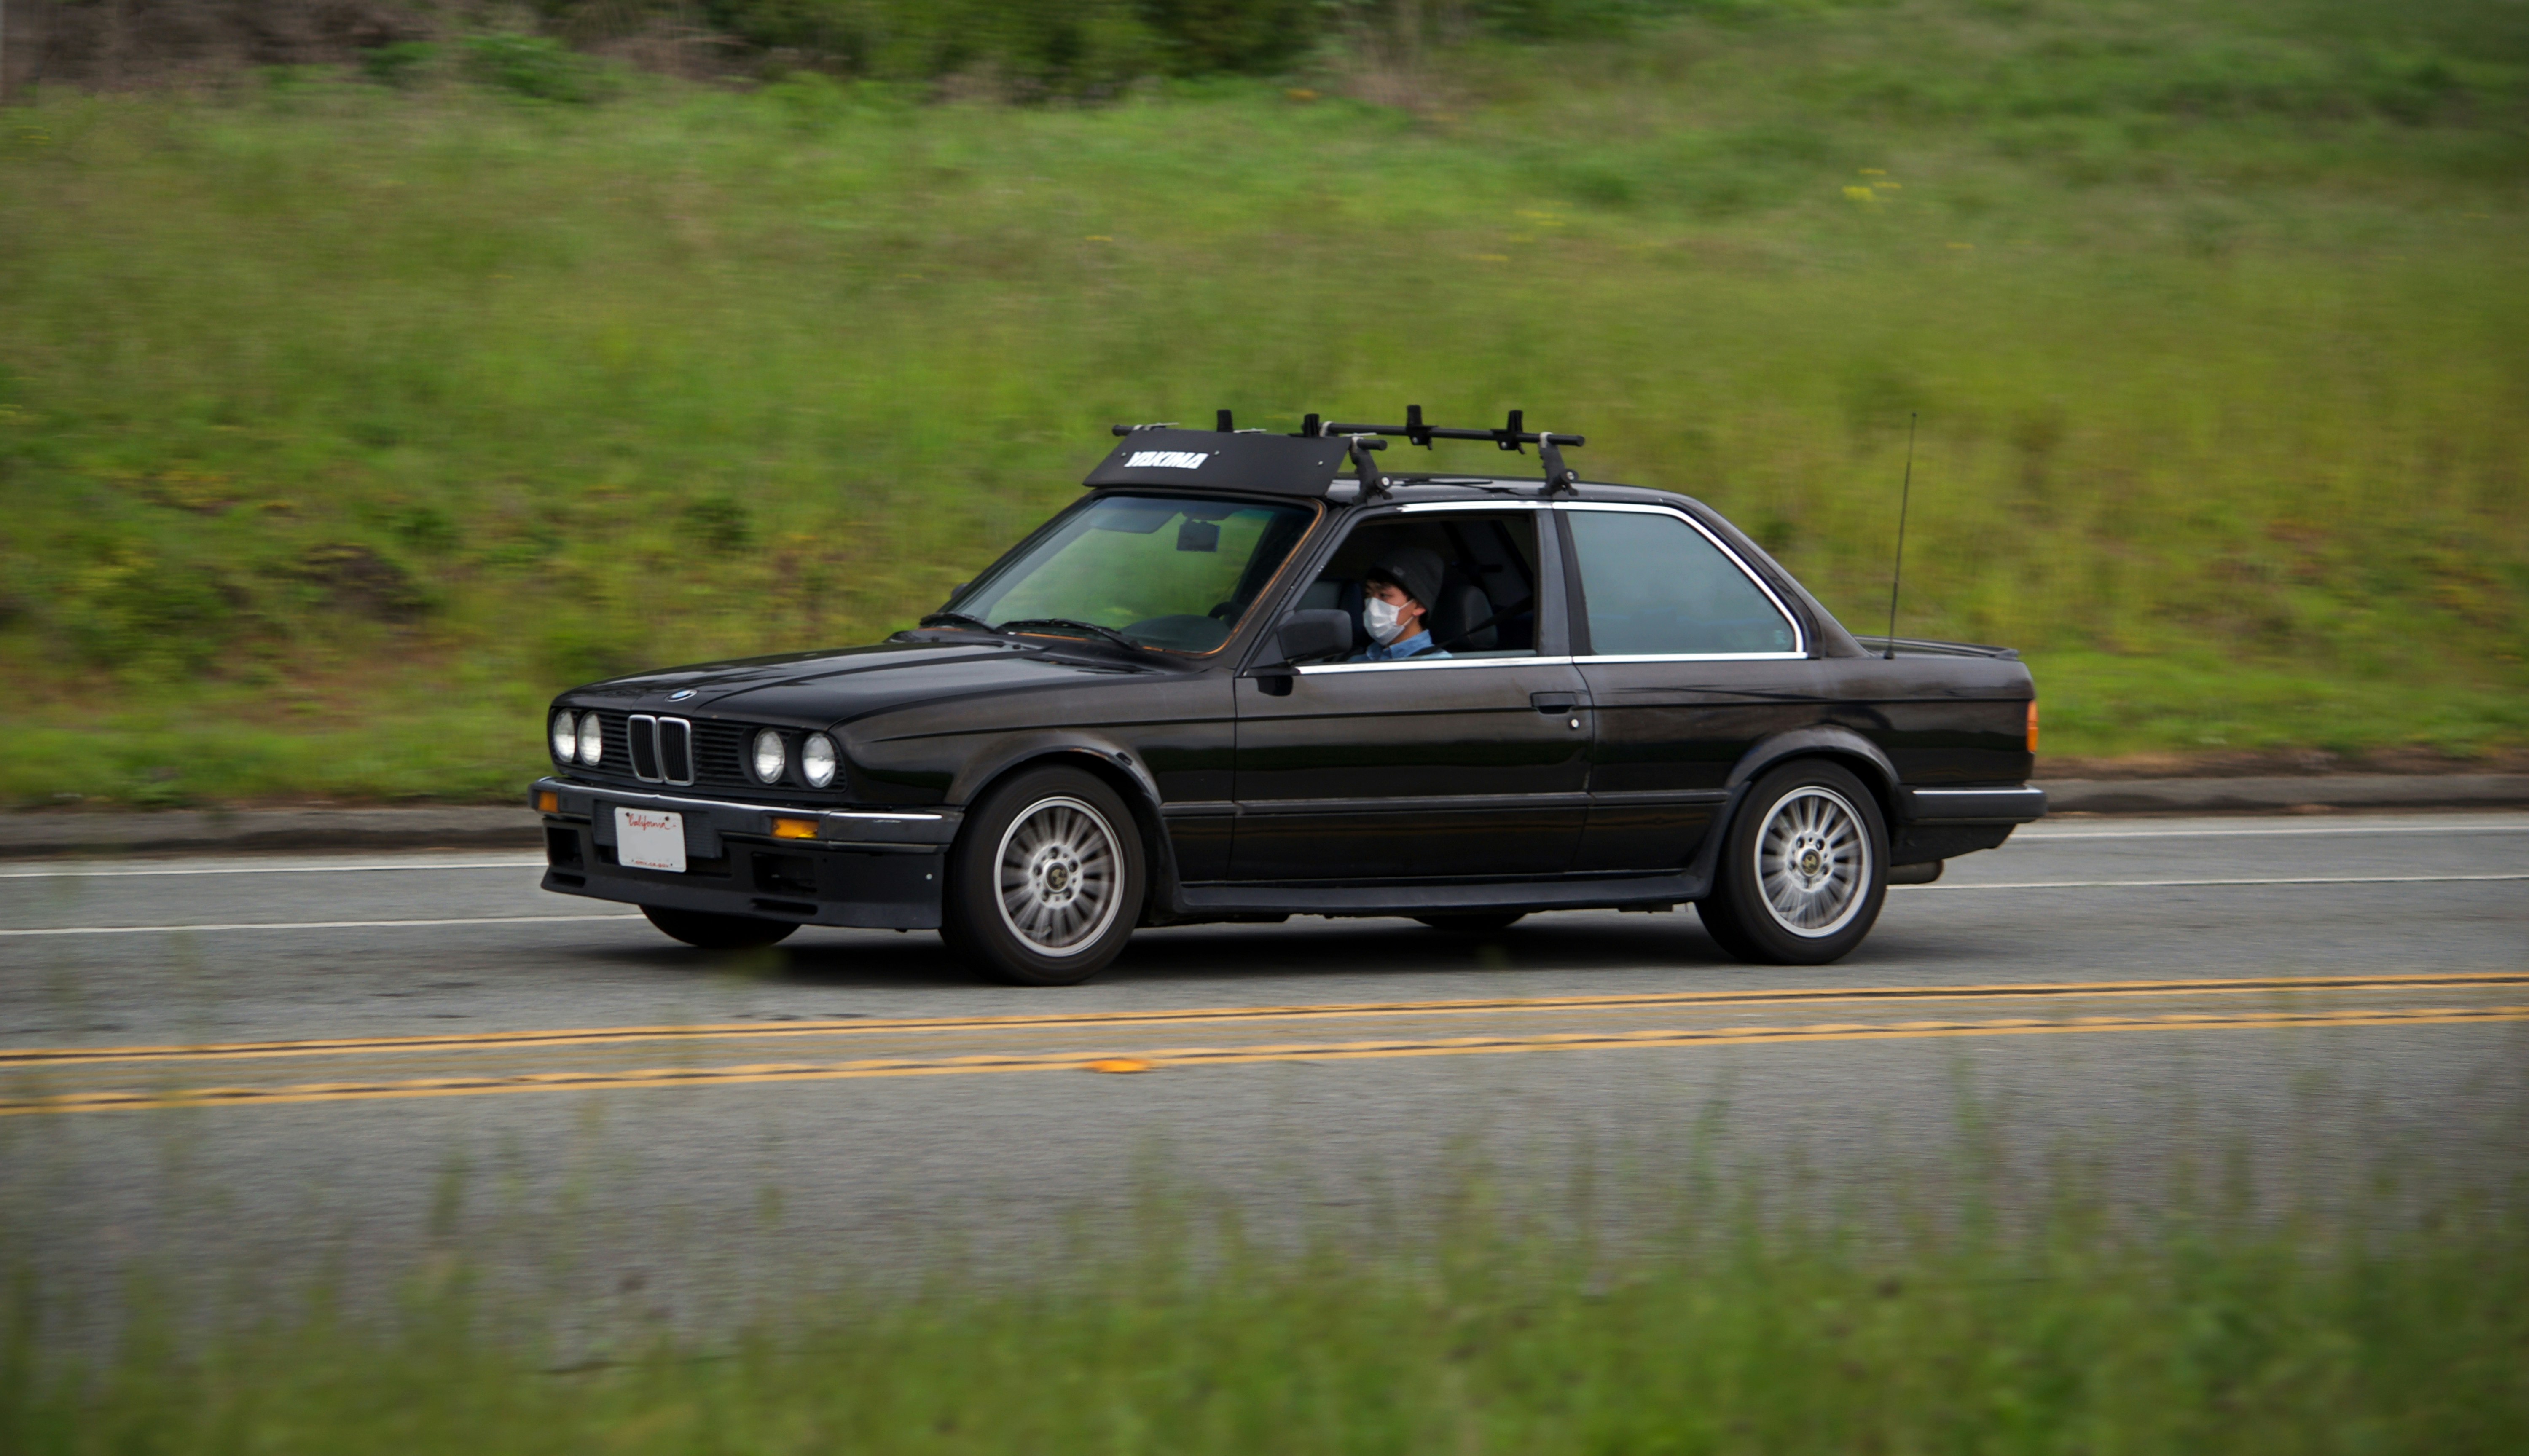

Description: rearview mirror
[1275,609,1354,665]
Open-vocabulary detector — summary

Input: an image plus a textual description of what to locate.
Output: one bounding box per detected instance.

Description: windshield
[949,493,1317,653]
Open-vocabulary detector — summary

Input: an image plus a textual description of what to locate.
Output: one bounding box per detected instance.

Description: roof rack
[1295,406,1584,493]
[1090,407,1584,498]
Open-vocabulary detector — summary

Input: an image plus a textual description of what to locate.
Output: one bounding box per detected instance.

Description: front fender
[946,730,1163,811]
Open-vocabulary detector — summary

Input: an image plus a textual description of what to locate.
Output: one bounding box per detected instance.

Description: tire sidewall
[945,766,1145,985]
[1712,760,1889,965]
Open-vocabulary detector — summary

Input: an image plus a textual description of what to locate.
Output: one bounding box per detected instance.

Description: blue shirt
[1351,630,1449,663]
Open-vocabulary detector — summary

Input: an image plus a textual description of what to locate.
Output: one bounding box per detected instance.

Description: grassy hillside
[1,0,2524,805]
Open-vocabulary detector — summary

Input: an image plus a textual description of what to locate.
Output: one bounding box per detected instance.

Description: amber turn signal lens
[2027,699,2040,754]
[534,790,559,814]
[771,816,820,840]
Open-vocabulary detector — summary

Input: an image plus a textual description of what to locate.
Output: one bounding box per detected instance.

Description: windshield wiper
[995,617,1145,652]
[917,612,1004,634]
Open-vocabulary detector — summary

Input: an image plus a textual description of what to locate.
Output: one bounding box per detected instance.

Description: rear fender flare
[1724,727,1900,808]
[1687,729,1901,894]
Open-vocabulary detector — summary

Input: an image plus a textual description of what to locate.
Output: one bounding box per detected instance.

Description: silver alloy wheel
[1752,785,1872,938]
[993,795,1125,957]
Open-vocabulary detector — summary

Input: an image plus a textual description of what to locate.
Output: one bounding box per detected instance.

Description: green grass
[8,1198,2524,1453]
[1,0,2524,805]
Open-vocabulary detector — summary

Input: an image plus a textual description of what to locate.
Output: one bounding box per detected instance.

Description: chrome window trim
[1553,502,1808,658]
[1287,501,1563,671]
[1582,652,1808,664]
[1293,654,1576,677]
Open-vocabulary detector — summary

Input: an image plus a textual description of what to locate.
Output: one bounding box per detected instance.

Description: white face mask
[1363,593,1412,646]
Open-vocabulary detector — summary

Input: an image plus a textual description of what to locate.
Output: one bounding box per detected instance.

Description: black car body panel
[533,427,2042,937]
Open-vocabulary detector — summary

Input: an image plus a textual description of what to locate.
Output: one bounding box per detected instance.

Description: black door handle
[1530,692,1579,714]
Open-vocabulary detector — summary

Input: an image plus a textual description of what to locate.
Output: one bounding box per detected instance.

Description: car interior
[1294,514,1542,657]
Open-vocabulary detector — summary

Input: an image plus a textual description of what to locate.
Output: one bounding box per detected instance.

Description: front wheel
[1697,761,1888,966]
[641,905,799,950]
[942,767,1145,986]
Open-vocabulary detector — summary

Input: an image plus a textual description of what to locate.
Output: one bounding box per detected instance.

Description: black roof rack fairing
[1085,427,1351,497]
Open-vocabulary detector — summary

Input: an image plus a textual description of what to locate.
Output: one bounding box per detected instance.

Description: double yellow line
[4,972,2523,1116]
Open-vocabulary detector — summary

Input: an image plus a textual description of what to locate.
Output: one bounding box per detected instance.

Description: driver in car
[1351,548,1452,662]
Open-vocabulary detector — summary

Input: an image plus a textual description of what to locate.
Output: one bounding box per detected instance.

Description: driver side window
[1302,512,1544,658]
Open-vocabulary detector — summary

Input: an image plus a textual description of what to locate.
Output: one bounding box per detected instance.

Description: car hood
[566,638,1154,725]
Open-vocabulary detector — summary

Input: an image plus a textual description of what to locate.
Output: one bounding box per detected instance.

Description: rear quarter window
[1568,510,1798,656]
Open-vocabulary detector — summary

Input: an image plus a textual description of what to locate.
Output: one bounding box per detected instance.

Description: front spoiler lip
[531,776,961,848]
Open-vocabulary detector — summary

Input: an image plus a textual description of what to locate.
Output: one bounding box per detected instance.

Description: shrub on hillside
[1137,0,1320,75]
[464,33,613,102]
[699,0,1159,94]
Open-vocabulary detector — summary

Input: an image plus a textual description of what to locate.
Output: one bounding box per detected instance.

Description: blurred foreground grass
[1,0,2524,805]
[7,1199,2524,1453]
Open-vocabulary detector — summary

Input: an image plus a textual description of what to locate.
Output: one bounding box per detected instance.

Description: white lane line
[0,914,644,938]
[2019,823,2529,842]
[0,860,545,880]
[1912,873,2529,891]
[4,873,2521,936]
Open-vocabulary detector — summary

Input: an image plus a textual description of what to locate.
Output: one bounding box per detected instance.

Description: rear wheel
[640,905,799,950]
[1697,761,1887,966]
[1412,912,1526,935]
[942,767,1144,986]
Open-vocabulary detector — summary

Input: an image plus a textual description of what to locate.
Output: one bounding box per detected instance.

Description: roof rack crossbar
[1313,407,1582,453]
[1302,406,1584,491]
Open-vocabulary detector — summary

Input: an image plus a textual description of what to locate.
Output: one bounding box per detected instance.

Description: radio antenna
[1882,412,1917,660]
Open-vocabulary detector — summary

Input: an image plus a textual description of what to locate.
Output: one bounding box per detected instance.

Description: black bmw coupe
[532,412,2044,984]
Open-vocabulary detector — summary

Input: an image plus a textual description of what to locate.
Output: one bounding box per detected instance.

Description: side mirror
[1275,609,1354,665]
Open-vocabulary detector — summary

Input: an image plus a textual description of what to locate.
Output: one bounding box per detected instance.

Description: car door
[1230,505,1591,882]
[1560,502,1821,873]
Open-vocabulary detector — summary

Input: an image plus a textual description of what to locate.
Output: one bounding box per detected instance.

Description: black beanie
[1364,547,1446,615]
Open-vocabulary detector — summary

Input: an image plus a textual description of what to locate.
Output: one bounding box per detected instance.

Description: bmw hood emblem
[667,689,696,702]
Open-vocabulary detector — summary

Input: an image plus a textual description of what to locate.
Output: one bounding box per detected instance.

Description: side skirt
[1172,871,1710,919]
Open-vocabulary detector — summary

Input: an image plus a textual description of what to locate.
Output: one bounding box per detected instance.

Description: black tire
[1697,761,1888,966]
[640,905,800,950]
[941,766,1145,986]
[1412,913,1527,935]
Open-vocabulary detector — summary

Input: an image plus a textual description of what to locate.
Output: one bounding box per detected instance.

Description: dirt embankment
[2038,748,2529,781]
[4,2,434,91]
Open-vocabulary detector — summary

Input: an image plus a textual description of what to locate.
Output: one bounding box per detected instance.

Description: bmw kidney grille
[624,714,695,786]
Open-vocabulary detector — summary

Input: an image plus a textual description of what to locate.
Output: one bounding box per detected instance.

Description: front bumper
[531,778,959,930]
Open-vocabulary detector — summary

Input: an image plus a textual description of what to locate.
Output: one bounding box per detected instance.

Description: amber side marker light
[771,817,820,840]
[534,790,559,814]
[2027,700,2041,754]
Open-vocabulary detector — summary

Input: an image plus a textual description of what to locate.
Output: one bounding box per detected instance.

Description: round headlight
[576,711,603,765]
[549,711,576,765]
[801,733,838,789]
[752,728,787,785]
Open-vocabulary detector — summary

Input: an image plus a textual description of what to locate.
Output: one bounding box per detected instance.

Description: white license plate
[615,807,687,874]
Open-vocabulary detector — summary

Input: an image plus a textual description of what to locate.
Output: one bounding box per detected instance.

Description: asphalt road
[3,811,2523,1341]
